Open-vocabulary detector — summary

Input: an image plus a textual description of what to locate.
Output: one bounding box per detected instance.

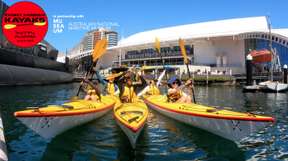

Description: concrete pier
[0,64,73,86]
[0,115,7,161]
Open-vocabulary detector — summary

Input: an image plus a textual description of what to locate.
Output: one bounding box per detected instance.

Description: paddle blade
[155,37,161,54]
[92,39,108,62]
[4,24,16,29]
[179,38,189,64]
[34,22,47,26]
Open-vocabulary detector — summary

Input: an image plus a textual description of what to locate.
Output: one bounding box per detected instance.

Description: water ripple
[0,84,287,161]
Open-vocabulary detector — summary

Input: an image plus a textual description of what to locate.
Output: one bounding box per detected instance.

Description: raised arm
[95,71,107,85]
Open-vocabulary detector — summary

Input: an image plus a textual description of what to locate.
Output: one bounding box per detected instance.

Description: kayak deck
[14,96,115,117]
[145,95,274,122]
[114,101,148,132]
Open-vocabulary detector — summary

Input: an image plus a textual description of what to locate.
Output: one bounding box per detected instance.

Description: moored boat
[259,81,288,92]
[114,101,148,148]
[14,96,115,139]
[144,95,275,142]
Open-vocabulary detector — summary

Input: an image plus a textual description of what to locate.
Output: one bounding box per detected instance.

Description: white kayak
[144,95,275,142]
[114,101,148,148]
[14,96,115,139]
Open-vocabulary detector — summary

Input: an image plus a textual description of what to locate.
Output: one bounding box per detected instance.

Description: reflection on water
[0,84,287,161]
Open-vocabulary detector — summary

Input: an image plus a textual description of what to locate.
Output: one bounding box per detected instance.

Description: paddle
[155,37,168,81]
[137,69,166,97]
[75,39,108,97]
[179,38,196,103]
[137,38,167,97]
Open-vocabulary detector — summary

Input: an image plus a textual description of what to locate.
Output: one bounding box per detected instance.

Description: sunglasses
[172,82,178,85]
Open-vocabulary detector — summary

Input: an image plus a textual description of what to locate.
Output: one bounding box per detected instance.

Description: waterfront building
[69,28,118,60]
[98,16,288,75]
[68,28,118,72]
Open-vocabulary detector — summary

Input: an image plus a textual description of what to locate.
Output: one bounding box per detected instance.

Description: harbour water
[0,83,287,161]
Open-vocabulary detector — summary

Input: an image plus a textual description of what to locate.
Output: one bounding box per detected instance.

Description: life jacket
[147,85,160,95]
[121,86,137,103]
[167,90,183,102]
[107,82,115,95]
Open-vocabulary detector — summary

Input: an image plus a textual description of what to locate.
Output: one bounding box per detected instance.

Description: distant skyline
[3,0,288,52]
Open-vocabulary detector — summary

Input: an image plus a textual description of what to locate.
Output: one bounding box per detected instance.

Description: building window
[261,34,265,39]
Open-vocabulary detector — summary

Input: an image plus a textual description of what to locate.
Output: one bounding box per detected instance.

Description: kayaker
[82,79,101,102]
[167,76,193,103]
[95,71,121,96]
[118,70,146,103]
[106,75,120,96]
[120,77,137,103]
[138,79,161,96]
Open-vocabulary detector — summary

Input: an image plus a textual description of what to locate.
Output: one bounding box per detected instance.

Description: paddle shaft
[76,60,98,96]
[185,63,196,103]
[157,50,168,81]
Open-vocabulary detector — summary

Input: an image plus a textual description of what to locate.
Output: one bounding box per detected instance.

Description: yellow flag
[92,39,108,62]
[155,37,161,54]
[179,38,189,64]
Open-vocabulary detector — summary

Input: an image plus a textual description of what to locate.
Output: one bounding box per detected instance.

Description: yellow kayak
[144,95,275,142]
[114,100,148,148]
[14,95,115,139]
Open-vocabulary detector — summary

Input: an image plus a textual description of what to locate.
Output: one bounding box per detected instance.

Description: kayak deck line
[144,95,275,142]
[115,114,146,133]
[14,96,116,139]
[14,103,114,117]
[114,101,148,148]
[180,105,272,120]
[14,98,116,117]
[114,102,148,133]
[144,97,275,122]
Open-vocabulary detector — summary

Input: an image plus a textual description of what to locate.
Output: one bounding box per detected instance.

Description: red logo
[2,1,48,48]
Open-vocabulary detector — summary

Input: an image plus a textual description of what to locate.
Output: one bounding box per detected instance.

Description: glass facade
[245,38,288,66]
[122,45,194,66]
[126,45,193,59]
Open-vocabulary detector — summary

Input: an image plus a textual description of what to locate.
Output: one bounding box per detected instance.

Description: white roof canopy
[113,16,269,49]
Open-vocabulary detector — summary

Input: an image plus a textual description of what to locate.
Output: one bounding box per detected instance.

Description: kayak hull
[114,102,148,148]
[17,106,112,139]
[144,95,274,142]
[115,116,144,149]
[14,97,115,139]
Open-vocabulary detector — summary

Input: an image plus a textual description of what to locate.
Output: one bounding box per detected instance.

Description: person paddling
[138,79,161,97]
[167,76,194,103]
[118,70,146,103]
[105,74,120,96]
[82,79,102,102]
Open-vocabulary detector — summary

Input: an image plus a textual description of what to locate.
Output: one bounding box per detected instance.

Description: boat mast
[268,16,274,81]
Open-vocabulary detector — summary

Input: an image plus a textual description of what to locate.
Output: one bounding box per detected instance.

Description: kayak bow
[144,95,274,142]
[114,101,148,148]
[14,96,115,139]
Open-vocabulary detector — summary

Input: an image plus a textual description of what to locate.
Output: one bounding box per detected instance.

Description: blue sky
[3,0,288,53]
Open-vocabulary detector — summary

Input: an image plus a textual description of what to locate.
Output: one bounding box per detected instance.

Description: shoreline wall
[0,64,73,86]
